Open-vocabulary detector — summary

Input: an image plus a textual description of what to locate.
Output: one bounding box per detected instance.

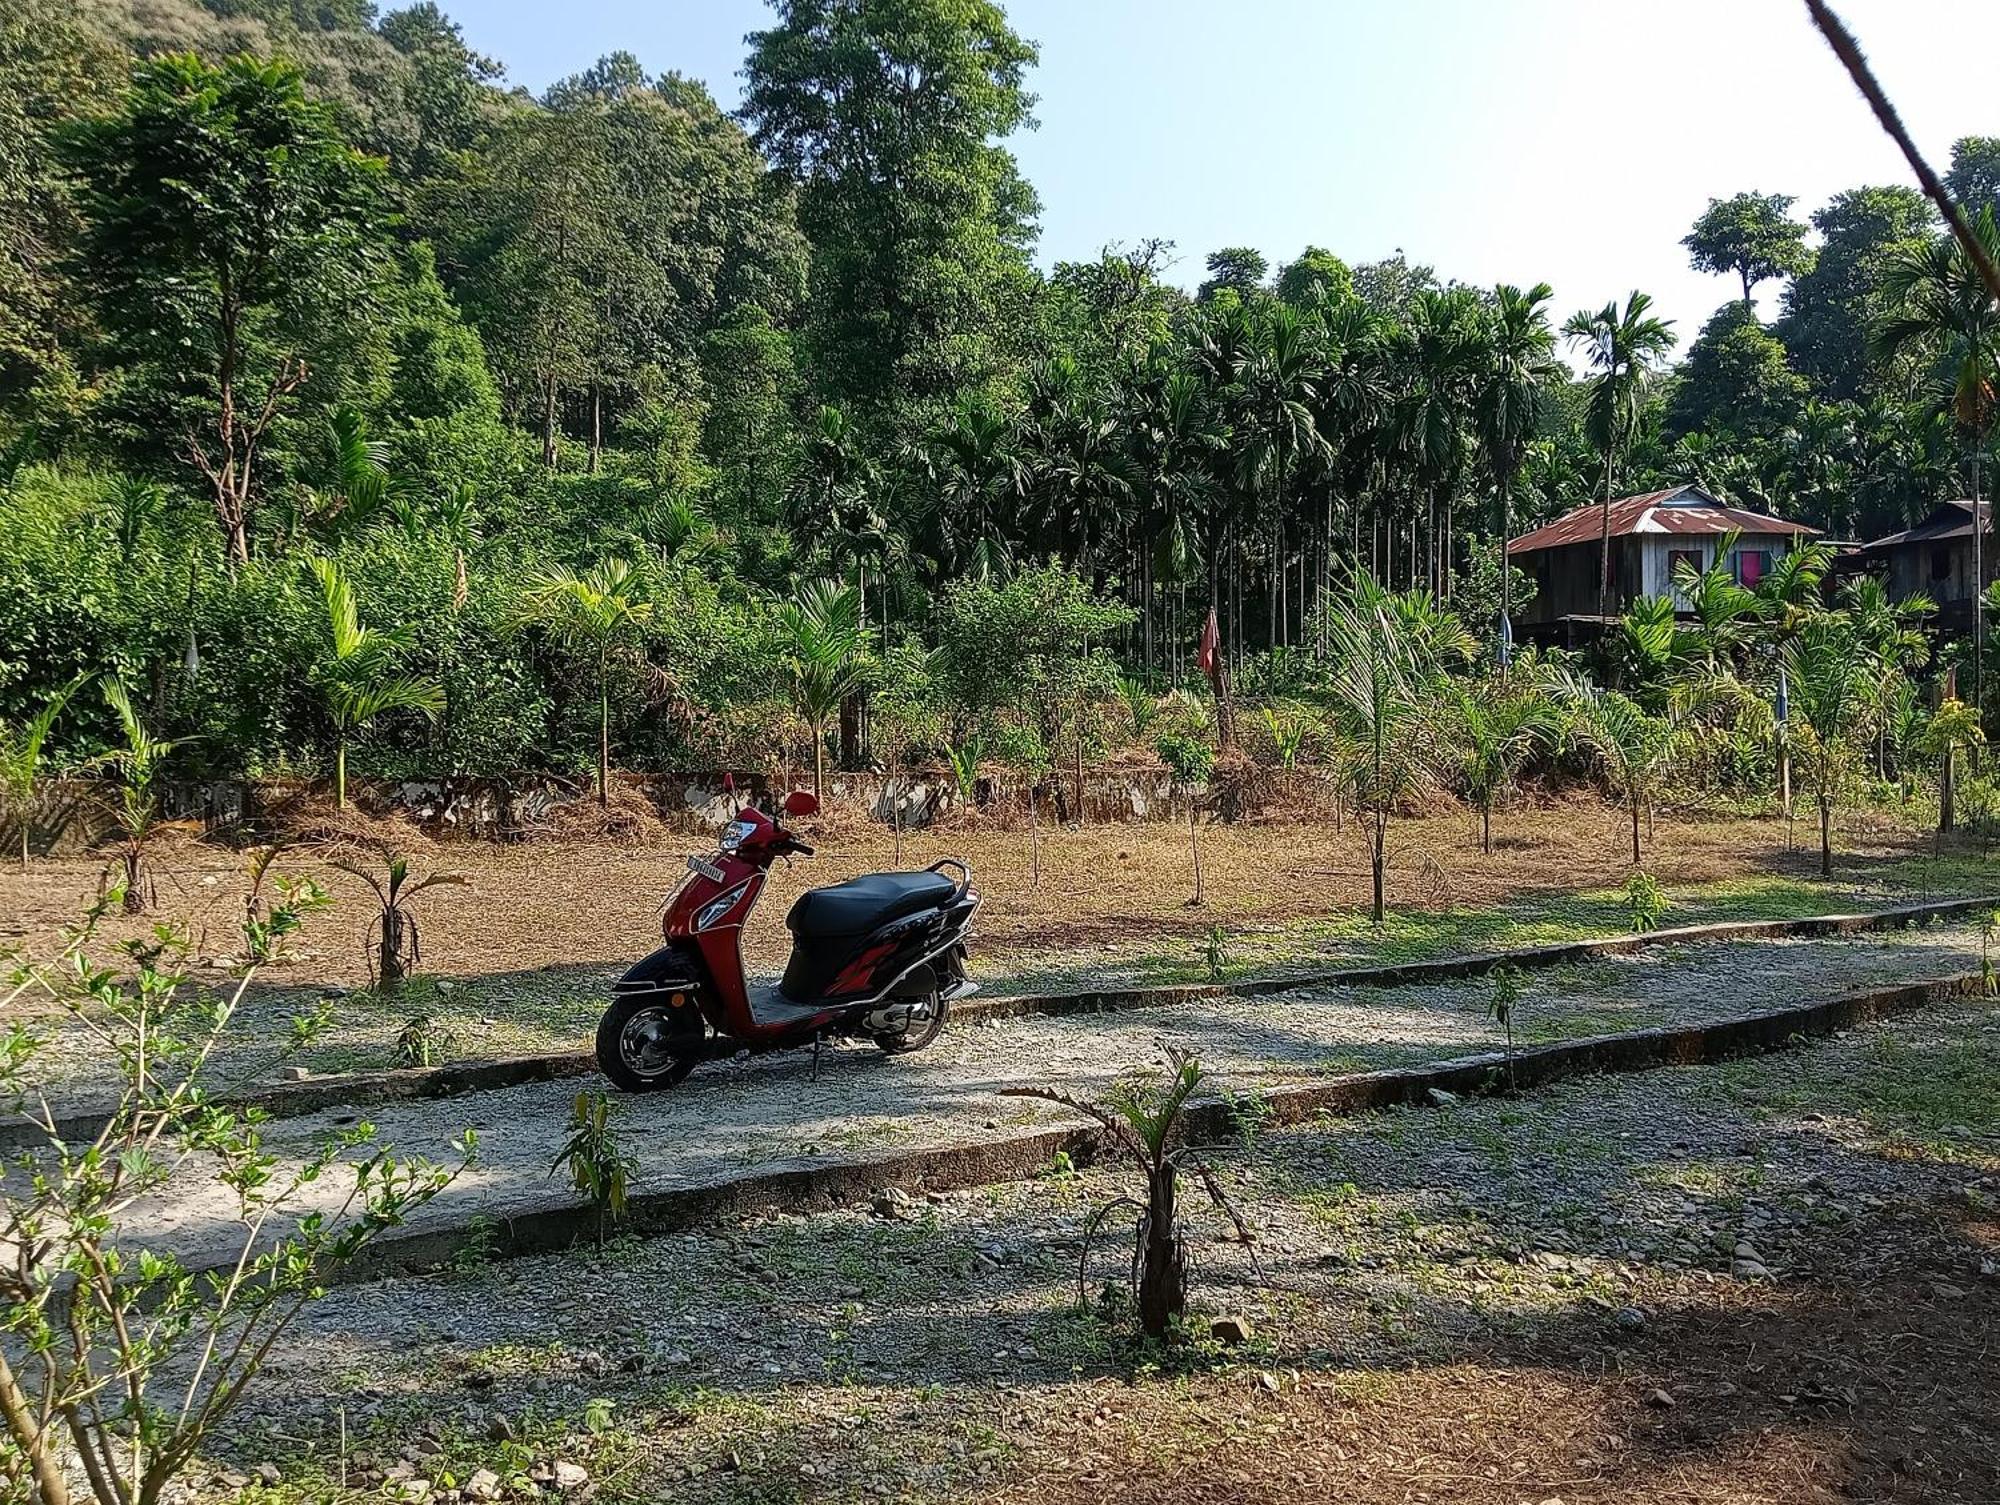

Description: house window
[1667,548,1702,590]
[1734,549,1772,588]
[1932,545,1952,583]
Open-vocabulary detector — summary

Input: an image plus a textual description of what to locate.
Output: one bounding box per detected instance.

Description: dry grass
[0,795,1979,994]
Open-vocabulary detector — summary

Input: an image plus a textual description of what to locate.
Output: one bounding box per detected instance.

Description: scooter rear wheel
[872,993,949,1055]
[597,993,705,1092]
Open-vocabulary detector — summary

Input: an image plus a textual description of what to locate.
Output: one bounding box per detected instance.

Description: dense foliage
[3,0,1999,816]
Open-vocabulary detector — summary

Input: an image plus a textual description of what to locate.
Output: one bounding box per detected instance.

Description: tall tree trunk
[1941,740,1957,833]
[335,738,348,811]
[1974,446,1985,718]
[1499,468,1514,678]
[597,667,610,807]
[1596,445,1617,622]
[1819,796,1833,877]
[588,387,602,474]
[541,370,560,469]
[1630,794,1642,865]
[1187,796,1203,905]
[1370,811,1387,924]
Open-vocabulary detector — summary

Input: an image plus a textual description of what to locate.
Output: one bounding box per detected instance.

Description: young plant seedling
[553,1089,637,1242]
[1488,964,1526,1091]
[1623,869,1667,933]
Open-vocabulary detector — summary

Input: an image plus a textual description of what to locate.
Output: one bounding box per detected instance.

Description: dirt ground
[1,795,1984,1001]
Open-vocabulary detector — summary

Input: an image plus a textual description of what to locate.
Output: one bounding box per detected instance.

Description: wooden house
[1506,485,1819,642]
[1855,500,1991,632]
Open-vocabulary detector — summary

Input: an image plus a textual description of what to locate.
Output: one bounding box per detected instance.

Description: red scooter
[595,791,980,1091]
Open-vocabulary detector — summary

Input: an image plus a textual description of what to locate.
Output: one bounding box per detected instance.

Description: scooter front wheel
[872,993,949,1055]
[597,993,706,1092]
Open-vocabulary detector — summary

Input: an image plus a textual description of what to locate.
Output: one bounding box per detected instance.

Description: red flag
[1195,607,1220,673]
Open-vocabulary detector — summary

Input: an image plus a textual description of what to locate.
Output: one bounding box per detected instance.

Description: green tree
[0,0,119,408]
[98,675,179,913]
[1778,186,1934,400]
[1551,671,1686,866]
[1274,246,1354,308]
[1563,292,1677,619]
[1323,572,1446,922]
[742,0,1040,422]
[1198,246,1269,304]
[1476,282,1560,651]
[1665,302,1810,441]
[1682,191,1812,305]
[308,555,443,810]
[1442,680,1560,854]
[61,54,390,563]
[1946,136,2000,222]
[512,558,654,806]
[1155,730,1215,905]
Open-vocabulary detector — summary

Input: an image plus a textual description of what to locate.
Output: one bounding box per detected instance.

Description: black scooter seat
[786,871,956,939]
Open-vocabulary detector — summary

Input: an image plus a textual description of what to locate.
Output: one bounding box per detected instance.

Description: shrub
[0,876,472,1505]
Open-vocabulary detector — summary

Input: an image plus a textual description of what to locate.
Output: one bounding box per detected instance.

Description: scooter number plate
[687,855,726,883]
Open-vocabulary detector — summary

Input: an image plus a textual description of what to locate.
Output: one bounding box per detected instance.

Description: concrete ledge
[21,893,1994,1149]
[185,964,1991,1287]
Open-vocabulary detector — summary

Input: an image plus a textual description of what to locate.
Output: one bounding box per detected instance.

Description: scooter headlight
[718,818,756,853]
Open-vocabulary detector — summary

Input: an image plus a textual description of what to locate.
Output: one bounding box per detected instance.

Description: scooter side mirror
[782,790,820,818]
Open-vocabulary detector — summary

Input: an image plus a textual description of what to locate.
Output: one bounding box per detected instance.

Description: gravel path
[94,923,1991,1269]
[194,983,2000,1505]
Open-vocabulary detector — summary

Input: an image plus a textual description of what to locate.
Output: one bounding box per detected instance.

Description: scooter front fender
[614,941,705,995]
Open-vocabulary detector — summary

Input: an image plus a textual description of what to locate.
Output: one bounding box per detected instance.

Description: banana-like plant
[0,674,90,870]
[1002,1047,1257,1341]
[330,843,466,990]
[512,557,654,807]
[778,578,868,804]
[308,556,443,810]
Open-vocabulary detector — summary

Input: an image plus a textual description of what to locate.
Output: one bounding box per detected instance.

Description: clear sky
[444,0,2000,354]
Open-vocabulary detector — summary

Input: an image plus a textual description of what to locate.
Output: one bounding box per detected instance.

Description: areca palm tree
[1550,670,1687,865]
[1875,207,2000,708]
[98,676,181,913]
[0,674,91,869]
[921,397,1023,582]
[1782,616,1874,877]
[512,558,652,807]
[1563,293,1677,619]
[1238,303,1328,644]
[309,556,443,810]
[1442,679,1561,853]
[779,579,869,804]
[1398,288,1489,598]
[1323,571,1447,921]
[1478,283,1560,658]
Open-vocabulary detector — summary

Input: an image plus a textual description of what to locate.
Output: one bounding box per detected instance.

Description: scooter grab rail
[925,857,972,904]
